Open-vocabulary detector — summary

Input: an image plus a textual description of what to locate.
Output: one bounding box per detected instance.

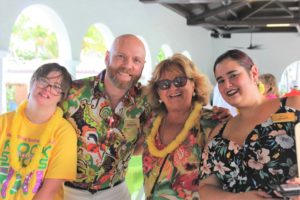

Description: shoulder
[208,123,224,140]
[286,96,300,110]
[53,119,77,141]
[0,111,15,119]
[200,108,219,129]
[0,111,15,124]
[62,75,99,111]
[0,111,15,130]
[71,75,98,91]
[128,82,144,98]
[129,83,151,110]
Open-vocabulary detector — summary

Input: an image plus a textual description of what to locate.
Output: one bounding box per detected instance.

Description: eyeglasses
[36,77,63,96]
[155,76,191,90]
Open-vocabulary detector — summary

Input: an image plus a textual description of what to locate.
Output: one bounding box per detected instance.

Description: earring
[257,82,265,94]
[158,99,162,104]
[192,91,196,97]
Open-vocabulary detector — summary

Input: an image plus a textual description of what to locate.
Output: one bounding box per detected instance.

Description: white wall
[0,0,300,84]
[0,0,212,78]
[211,33,300,83]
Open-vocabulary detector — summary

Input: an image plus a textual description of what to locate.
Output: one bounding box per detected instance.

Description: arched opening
[156,44,173,64]
[279,61,300,95]
[182,50,192,60]
[2,4,71,112]
[76,23,114,79]
[137,35,152,85]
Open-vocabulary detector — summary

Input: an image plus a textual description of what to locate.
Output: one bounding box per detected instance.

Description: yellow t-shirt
[0,110,77,200]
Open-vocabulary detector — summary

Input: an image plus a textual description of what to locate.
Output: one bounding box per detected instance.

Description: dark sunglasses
[156,76,191,90]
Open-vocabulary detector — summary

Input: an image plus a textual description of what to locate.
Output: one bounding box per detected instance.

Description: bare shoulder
[286,96,300,110]
[208,122,224,140]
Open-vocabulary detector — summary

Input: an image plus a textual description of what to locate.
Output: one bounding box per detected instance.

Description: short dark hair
[30,63,72,102]
[213,49,254,74]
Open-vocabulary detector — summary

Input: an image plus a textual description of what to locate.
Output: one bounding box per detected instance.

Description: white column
[0,50,9,114]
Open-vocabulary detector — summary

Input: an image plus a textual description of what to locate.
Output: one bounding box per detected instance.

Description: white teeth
[169,92,181,97]
[40,92,49,99]
[226,89,238,96]
[119,71,131,77]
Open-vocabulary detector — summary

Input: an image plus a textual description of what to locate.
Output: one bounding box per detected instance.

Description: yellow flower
[146,102,202,158]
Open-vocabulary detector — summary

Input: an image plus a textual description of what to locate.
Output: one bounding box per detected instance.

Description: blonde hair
[144,53,212,113]
[258,73,279,97]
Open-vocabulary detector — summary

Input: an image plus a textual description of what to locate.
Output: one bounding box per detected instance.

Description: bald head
[105,34,146,90]
[110,34,146,58]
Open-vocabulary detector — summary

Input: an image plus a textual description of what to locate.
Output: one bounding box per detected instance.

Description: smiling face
[29,70,63,108]
[214,58,259,108]
[157,65,195,112]
[105,35,145,90]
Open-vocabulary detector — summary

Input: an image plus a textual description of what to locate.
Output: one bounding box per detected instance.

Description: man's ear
[105,50,110,67]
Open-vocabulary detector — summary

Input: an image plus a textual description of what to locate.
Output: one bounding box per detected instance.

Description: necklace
[9,100,63,176]
[147,102,202,158]
[1,100,63,199]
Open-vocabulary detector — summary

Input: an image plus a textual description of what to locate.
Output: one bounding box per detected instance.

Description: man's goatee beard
[107,67,140,90]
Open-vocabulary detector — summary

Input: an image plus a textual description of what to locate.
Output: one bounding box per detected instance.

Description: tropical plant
[81,25,107,58]
[10,14,58,60]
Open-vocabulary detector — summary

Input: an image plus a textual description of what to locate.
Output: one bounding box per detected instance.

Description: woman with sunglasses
[0,63,77,200]
[140,53,226,199]
[199,49,300,200]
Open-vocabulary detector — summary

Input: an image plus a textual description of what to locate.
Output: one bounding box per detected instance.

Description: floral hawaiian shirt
[200,98,300,197]
[143,107,218,200]
[62,70,151,190]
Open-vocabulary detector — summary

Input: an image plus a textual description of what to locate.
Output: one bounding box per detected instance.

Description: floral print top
[143,107,218,200]
[62,70,151,190]
[200,98,300,197]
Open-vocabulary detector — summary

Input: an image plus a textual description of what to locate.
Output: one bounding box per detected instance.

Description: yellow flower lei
[3,100,63,198]
[146,102,202,158]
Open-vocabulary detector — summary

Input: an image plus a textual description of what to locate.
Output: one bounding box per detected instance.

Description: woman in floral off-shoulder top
[199,49,300,200]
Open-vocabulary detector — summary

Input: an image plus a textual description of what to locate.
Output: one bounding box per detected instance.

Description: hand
[133,134,145,155]
[212,106,232,123]
[287,177,300,185]
[236,190,274,200]
[273,178,300,200]
[285,178,300,200]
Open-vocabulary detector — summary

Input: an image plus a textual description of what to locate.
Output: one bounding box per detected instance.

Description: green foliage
[81,25,107,57]
[10,14,59,60]
[125,155,144,194]
[6,85,17,112]
[156,48,166,63]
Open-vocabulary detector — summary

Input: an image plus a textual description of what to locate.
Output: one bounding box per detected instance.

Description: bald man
[62,34,151,200]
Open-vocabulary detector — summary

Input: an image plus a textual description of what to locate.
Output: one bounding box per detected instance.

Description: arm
[133,133,145,155]
[286,96,300,110]
[199,174,273,200]
[33,179,64,200]
[212,106,232,123]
